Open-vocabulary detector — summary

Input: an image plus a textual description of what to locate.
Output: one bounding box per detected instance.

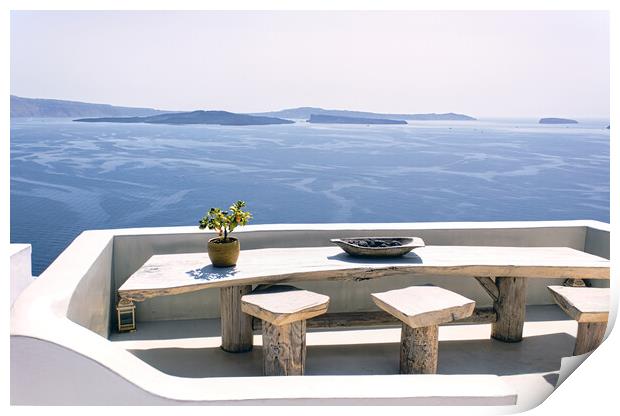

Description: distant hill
[11,96,477,122]
[252,107,476,121]
[75,110,295,126]
[308,114,407,125]
[539,117,578,124]
[11,95,168,118]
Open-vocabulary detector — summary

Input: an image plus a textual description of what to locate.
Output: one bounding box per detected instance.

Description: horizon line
[10,94,610,120]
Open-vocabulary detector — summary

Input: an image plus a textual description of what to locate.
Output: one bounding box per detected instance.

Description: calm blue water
[10,118,609,275]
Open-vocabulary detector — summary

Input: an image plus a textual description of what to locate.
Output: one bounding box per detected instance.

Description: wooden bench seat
[372,285,475,374]
[241,285,329,376]
[547,285,609,355]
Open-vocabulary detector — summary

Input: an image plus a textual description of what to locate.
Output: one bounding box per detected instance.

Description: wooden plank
[371,286,475,328]
[241,285,329,326]
[400,323,439,374]
[262,320,306,376]
[118,245,610,301]
[547,286,609,323]
[252,307,497,330]
[574,322,607,355]
[474,276,499,302]
[491,277,528,343]
[220,285,253,353]
[448,306,497,325]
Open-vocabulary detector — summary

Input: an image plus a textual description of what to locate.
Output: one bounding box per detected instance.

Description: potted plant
[198,200,252,267]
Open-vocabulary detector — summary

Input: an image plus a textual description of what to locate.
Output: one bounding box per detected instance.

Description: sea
[10,118,610,276]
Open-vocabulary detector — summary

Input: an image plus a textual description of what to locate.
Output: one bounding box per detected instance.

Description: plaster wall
[10,244,33,307]
[10,220,609,406]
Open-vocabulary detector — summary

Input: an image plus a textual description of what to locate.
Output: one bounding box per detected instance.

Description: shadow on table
[326,252,423,264]
[185,266,238,281]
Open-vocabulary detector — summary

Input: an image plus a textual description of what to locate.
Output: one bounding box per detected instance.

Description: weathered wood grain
[574,322,607,355]
[547,286,609,323]
[371,286,475,328]
[251,307,497,330]
[474,276,499,302]
[400,323,439,374]
[491,277,528,342]
[240,285,328,375]
[241,285,329,326]
[220,285,253,353]
[372,286,474,374]
[262,320,306,376]
[118,245,610,301]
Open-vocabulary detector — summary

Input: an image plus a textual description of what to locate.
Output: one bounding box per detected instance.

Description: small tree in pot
[199,200,252,267]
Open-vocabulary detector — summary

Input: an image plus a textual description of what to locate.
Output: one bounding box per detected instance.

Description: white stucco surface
[9,220,611,406]
[10,244,33,307]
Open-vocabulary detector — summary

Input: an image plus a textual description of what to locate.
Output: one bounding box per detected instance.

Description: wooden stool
[241,285,329,376]
[372,285,475,374]
[547,285,609,355]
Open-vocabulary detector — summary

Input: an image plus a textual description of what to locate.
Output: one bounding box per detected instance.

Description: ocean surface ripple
[10,118,609,275]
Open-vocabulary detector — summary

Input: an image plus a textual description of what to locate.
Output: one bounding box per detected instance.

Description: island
[11,96,477,122]
[539,118,579,124]
[11,95,167,118]
[253,107,476,121]
[74,110,295,126]
[308,114,407,125]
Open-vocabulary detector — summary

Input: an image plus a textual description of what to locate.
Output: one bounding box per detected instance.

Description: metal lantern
[117,298,136,332]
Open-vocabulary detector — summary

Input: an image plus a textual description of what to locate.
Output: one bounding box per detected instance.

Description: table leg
[220,285,253,352]
[491,276,528,342]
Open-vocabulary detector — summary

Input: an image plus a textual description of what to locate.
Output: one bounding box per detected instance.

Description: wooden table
[118,246,609,351]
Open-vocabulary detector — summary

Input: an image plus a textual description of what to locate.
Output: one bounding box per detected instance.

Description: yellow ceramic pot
[208,237,240,267]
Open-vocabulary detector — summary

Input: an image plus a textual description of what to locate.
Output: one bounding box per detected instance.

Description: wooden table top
[118,245,610,301]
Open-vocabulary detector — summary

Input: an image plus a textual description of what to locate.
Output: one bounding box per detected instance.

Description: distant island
[308,114,407,125]
[10,95,167,118]
[74,110,294,126]
[11,95,477,123]
[539,117,578,124]
[253,107,476,121]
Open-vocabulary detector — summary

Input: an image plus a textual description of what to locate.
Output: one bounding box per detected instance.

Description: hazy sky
[10,10,609,118]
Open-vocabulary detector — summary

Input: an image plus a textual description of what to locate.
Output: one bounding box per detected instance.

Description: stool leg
[400,323,439,374]
[262,320,306,376]
[574,321,607,355]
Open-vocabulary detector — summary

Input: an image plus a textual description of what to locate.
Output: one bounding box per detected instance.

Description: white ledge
[99,219,610,236]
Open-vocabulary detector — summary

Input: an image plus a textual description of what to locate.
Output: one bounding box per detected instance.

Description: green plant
[198,200,252,242]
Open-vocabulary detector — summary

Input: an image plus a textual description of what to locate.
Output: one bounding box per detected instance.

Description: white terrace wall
[14,231,116,339]
[10,244,33,307]
[66,236,114,338]
[110,222,608,324]
[583,225,611,289]
[11,220,609,406]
